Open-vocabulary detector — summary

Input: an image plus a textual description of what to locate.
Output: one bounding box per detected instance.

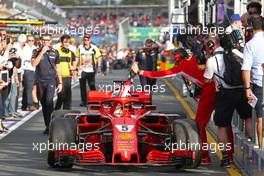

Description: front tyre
[172,118,201,169]
[47,117,77,168]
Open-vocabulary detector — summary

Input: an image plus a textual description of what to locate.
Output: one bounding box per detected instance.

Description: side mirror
[88,104,101,110]
[145,105,156,111]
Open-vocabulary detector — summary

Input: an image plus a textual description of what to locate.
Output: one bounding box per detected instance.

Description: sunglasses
[43,39,51,41]
[248,11,258,15]
[28,39,34,42]
[84,38,90,41]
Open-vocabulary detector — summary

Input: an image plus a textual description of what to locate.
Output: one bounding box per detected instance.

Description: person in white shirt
[21,35,37,111]
[117,49,125,60]
[241,15,264,147]
[204,35,252,168]
[12,34,27,117]
[13,35,26,57]
[76,34,101,107]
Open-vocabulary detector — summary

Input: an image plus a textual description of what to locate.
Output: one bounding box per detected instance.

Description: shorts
[214,88,252,127]
[252,84,263,118]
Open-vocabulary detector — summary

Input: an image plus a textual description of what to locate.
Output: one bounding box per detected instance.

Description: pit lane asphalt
[0,70,230,176]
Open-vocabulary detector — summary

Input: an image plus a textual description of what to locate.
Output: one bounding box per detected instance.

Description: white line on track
[0,81,80,141]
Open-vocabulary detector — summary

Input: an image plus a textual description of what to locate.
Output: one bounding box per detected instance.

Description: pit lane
[0,69,231,176]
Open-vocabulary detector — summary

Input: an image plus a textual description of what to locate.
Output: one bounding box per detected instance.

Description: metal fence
[232,77,264,150]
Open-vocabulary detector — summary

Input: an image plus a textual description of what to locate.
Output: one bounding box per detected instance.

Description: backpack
[215,50,243,86]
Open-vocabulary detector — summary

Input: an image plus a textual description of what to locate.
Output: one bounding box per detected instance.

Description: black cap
[145,39,153,44]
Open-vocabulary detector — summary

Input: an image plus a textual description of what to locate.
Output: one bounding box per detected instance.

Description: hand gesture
[246,88,253,103]
[56,83,63,93]
[131,62,139,74]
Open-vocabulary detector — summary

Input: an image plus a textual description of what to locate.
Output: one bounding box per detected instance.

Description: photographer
[226,14,245,48]
[32,34,62,134]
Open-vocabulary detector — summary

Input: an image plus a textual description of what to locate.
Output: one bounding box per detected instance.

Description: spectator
[0,62,8,133]
[241,14,264,147]
[100,49,108,76]
[0,31,13,120]
[242,1,262,42]
[21,35,37,111]
[13,34,27,117]
[4,48,21,118]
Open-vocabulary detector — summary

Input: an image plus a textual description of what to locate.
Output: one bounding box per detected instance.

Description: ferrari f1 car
[47,78,201,169]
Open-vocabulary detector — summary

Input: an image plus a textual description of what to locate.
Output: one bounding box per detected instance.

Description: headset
[207,40,215,49]
[61,47,70,53]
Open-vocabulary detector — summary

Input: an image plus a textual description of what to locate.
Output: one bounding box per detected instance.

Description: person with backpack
[242,14,264,148]
[203,35,252,168]
[76,34,101,107]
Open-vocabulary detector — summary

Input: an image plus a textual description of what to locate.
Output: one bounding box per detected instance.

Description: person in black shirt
[31,35,62,134]
[134,39,162,89]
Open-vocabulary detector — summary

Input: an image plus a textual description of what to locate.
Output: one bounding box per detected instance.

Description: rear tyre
[172,118,201,169]
[47,118,77,168]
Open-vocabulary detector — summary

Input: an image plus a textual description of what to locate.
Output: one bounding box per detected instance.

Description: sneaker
[220,158,231,168]
[80,103,87,107]
[27,106,37,112]
[21,107,27,111]
[33,102,40,109]
[14,112,23,118]
[43,128,49,135]
[3,115,14,120]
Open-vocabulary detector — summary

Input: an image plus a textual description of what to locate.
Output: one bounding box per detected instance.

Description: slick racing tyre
[47,117,78,168]
[172,118,201,169]
[51,110,81,119]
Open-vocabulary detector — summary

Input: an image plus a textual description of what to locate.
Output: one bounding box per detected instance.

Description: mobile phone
[6,37,10,45]
[1,70,8,82]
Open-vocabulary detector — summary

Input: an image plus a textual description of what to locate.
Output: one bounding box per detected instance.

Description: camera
[220,30,242,50]
[176,34,206,64]
[0,70,8,82]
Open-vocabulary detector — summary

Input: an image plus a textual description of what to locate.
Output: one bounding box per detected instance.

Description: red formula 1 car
[47,79,201,169]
